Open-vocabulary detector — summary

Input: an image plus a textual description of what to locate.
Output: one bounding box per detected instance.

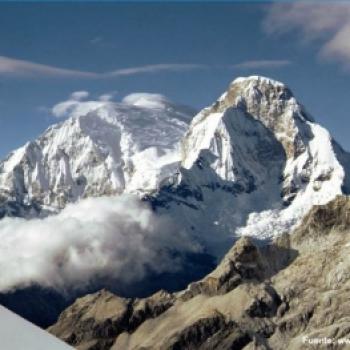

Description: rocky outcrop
[48,290,132,349]
[49,236,285,350]
[292,194,350,243]
[178,236,269,299]
[269,196,350,349]
[48,289,175,350]
[49,196,350,349]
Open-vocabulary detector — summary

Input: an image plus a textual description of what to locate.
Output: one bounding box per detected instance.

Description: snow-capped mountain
[149,76,350,256]
[1,76,349,257]
[0,93,194,217]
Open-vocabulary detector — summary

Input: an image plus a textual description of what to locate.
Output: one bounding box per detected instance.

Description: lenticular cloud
[0,195,201,292]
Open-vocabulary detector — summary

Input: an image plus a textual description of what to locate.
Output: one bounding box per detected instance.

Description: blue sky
[0,1,349,157]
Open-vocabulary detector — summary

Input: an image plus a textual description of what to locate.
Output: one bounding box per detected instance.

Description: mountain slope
[49,195,350,350]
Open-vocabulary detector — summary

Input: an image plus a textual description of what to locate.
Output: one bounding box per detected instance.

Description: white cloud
[98,91,118,101]
[263,3,350,69]
[0,195,201,293]
[52,91,104,118]
[51,100,105,118]
[98,94,113,102]
[122,92,171,109]
[70,90,90,101]
[52,91,173,118]
[321,23,350,63]
[232,59,292,69]
[51,101,77,118]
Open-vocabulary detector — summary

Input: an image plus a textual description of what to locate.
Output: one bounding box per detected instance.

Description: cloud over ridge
[0,195,201,293]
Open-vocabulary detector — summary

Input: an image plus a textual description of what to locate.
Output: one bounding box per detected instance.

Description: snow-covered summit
[182,75,313,175]
[0,95,194,216]
[152,75,350,255]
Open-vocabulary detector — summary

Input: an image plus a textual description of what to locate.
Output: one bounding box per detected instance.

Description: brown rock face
[179,236,269,300]
[48,289,175,350]
[48,290,132,349]
[49,196,350,350]
[292,195,350,243]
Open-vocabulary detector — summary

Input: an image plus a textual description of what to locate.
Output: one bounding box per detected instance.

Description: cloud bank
[0,195,201,293]
[264,3,350,69]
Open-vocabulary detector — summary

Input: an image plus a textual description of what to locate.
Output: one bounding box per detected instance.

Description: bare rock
[48,290,131,350]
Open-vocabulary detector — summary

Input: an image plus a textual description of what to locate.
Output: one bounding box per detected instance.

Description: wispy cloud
[0,54,292,80]
[90,36,104,45]
[232,59,292,69]
[263,3,350,69]
[70,91,90,101]
[0,56,208,79]
[106,63,208,77]
[0,56,98,79]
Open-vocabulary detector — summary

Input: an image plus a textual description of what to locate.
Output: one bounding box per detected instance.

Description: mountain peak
[187,75,312,164]
[170,76,350,252]
[217,75,298,117]
[231,74,287,87]
[226,75,298,113]
[0,96,194,215]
